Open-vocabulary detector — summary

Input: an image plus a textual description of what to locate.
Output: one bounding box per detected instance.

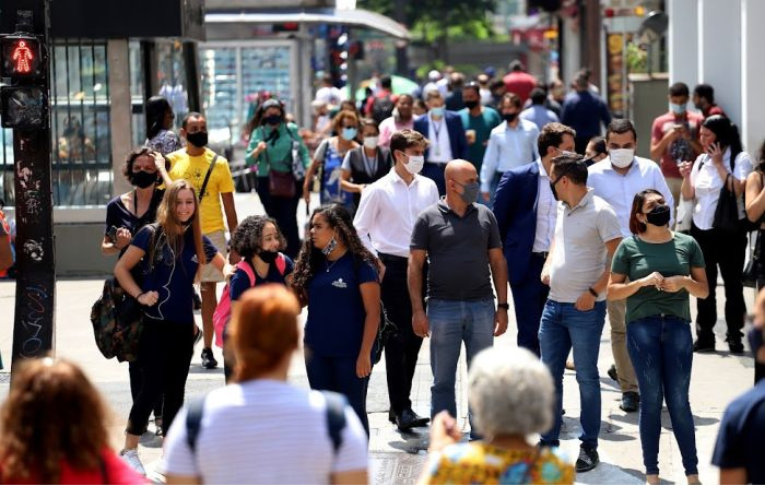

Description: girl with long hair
[292,204,381,434]
[144,96,182,155]
[679,115,752,353]
[114,180,226,475]
[745,139,765,383]
[0,357,144,484]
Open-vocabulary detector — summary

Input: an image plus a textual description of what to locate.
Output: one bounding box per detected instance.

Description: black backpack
[371,95,394,124]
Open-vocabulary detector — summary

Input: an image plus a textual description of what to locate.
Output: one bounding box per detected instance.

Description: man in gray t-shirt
[409,159,508,440]
[539,153,622,472]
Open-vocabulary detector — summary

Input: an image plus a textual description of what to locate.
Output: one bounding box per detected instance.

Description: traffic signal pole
[0,2,56,367]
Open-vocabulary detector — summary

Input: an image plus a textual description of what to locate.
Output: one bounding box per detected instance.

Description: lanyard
[361,149,377,177]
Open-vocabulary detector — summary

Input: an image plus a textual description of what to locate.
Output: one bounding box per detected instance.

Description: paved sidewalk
[0,193,758,484]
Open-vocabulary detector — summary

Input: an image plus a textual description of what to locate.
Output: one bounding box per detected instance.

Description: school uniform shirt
[104,189,165,257]
[304,253,378,357]
[166,148,236,235]
[689,149,753,230]
[131,226,218,323]
[229,255,295,301]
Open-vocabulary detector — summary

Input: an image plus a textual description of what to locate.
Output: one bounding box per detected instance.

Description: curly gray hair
[468,347,555,439]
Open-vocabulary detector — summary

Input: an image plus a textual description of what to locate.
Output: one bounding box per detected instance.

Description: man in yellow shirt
[167,112,238,369]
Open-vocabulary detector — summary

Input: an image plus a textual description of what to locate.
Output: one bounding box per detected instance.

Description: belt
[378,253,408,264]
[532,251,549,259]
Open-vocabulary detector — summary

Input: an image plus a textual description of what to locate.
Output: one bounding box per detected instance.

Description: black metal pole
[7,1,56,367]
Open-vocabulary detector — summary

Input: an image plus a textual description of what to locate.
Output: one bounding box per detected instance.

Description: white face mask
[403,154,425,174]
[363,136,379,149]
[609,148,635,168]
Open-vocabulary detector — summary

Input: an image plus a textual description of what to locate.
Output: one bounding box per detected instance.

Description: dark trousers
[510,253,549,356]
[422,162,446,196]
[306,353,370,435]
[691,224,747,343]
[256,176,303,258]
[126,319,194,436]
[755,275,765,384]
[574,136,591,156]
[379,254,425,415]
[128,361,163,421]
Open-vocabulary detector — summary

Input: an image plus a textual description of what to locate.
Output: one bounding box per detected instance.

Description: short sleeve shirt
[145,129,183,155]
[166,148,236,235]
[611,233,705,324]
[131,226,218,323]
[304,253,378,357]
[712,380,765,484]
[229,255,295,301]
[690,150,753,230]
[650,111,704,179]
[104,189,165,256]
[548,191,622,303]
[411,200,502,301]
[425,442,575,485]
[459,107,502,171]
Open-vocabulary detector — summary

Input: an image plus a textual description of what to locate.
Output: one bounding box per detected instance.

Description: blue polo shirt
[304,252,378,357]
[132,226,218,324]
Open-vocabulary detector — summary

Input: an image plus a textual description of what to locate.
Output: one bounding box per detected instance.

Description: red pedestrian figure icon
[12,40,34,74]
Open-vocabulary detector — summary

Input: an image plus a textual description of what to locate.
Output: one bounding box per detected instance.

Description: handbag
[372,304,398,365]
[743,231,762,288]
[713,174,742,233]
[264,135,298,198]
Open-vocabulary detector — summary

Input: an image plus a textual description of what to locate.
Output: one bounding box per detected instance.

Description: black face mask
[264,115,282,126]
[186,131,208,148]
[645,204,671,227]
[132,171,158,189]
[464,100,479,110]
[549,174,565,202]
[502,112,518,122]
[257,250,279,264]
[748,327,763,360]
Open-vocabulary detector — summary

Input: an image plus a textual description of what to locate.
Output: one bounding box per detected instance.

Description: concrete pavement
[0,192,758,484]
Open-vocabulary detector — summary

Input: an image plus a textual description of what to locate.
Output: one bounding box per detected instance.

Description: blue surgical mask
[341,127,357,141]
[431,106,446,117]
[670,103,687,115]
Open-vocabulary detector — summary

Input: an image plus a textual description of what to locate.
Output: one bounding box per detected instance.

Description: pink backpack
[213,255,287,347]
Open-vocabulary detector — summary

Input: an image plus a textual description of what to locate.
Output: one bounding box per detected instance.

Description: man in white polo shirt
[587,119,674,414]
[540,152,622,473]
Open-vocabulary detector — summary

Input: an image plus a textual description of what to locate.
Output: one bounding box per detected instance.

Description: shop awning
[205,8,411,40]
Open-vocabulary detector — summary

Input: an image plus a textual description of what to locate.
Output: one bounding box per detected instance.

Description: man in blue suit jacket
[414,90,468,195]
[493,122,576,355]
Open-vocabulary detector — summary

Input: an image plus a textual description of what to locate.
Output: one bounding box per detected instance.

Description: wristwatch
[588,287,599,298]
[497,302,510,310]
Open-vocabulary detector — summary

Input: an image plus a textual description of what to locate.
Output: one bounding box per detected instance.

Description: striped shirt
[164,379,368,484]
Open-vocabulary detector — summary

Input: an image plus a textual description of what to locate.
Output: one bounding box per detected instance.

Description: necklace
[326,258,341,273]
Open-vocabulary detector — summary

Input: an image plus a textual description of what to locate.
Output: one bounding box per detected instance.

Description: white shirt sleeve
[163,407,199,477]
[481,132,500,192]
[733,152,753,181]
[332,406,369,474]
[353,187,379,256]
[653,166,676,226]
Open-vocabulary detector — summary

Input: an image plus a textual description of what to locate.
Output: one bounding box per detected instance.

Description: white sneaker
[120,448,146,476]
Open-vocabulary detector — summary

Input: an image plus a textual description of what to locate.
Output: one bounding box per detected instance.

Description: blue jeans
[539,299,606,449]
[428,298,495,438]
[627,315,698,476]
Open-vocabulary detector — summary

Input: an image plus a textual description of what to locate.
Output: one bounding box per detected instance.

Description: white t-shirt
[164,380,368,484]
[690,149,753,230]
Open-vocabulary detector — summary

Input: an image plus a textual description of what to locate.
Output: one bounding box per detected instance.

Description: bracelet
[135,292,144,300]
[588,287,599,298]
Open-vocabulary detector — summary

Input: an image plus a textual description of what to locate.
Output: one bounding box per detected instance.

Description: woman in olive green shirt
[608,189,708,485]
[245,99,311,258]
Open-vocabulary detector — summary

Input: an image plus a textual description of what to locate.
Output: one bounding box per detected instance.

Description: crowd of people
[2,63,763,484]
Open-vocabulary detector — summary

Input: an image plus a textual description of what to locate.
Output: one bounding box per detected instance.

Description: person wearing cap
[423,70,442,98]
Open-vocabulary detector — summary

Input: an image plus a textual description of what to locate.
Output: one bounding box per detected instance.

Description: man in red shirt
[649,82,704,211]
[693,83,726,119]
[502,60,537,105]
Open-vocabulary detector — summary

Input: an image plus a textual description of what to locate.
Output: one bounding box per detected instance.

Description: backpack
[371,94,394,124]
[185,390,347,455]
[213,255,287,348]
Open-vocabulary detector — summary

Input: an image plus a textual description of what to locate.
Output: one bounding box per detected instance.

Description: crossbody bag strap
[199,155,219,202]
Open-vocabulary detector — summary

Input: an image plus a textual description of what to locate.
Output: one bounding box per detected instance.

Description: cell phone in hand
[106,226,119,243]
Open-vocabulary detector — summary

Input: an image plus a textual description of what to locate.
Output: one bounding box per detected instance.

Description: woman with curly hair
[292,204,381,434]
[222,215,295,381]
[0,357,145,484]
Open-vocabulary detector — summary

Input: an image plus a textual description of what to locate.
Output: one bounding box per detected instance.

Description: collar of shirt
[388,167,420,187]
[437,197,477,217]
[565,189,594,213]
[536,157,549,178]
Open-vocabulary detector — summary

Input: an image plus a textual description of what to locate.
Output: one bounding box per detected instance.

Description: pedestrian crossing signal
[1,35,42,79]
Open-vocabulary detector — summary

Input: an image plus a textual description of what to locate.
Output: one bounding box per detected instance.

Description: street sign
[1,35,42,78]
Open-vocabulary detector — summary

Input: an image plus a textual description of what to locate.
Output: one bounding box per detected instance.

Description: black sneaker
[575,446,600,473]
[201,348,218,369]
[607,364,619,382]
[620,391,640,413]
[693,338,716,353]
[728,339,745,355]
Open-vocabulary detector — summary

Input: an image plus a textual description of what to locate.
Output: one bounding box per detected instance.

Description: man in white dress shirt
[588,118,675,414]
[353,129,440,431]
[480,93,540,209]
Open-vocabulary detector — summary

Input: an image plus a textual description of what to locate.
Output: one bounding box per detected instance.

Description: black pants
[692,224,747,343]
[256,176,303,258]
[128,361,163,421]
[574,136,591,156]
[306,352,370,435]
[380,253,425,415]
[510,253,549,356]
[126,319,194,436]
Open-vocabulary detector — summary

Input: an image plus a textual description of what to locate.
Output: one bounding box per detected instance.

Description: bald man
[409,159,508,440]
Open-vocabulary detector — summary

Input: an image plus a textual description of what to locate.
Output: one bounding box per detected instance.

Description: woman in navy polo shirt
[292,204,381,435]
